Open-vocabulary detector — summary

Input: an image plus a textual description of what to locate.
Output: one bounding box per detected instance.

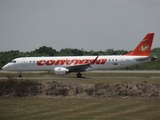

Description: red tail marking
[125,33,154,56]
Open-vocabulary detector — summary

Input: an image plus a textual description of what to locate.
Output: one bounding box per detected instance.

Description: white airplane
[2,33,156,78]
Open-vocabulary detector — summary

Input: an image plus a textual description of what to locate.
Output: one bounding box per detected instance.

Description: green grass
[0,97,160,120]
[0,72,160,120]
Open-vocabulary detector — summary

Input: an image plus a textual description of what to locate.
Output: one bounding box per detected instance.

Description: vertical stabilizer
[125,33,154,56]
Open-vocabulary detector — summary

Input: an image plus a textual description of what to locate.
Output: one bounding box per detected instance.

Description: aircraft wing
[66,56,99,72]
[66,63,91,72]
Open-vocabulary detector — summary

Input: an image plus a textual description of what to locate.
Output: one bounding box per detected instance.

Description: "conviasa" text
[37,58,107,66]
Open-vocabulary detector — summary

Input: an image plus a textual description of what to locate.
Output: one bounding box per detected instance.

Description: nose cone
[2,64,9,70]
[2,63,16,71]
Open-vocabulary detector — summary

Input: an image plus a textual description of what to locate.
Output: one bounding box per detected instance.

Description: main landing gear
[77,72,82,78]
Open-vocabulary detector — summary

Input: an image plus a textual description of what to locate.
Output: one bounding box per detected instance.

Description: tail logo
[142,39,149,42]
[139,44,150,52]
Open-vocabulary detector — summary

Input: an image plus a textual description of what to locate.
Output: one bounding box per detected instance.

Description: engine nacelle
[54,67,69,75]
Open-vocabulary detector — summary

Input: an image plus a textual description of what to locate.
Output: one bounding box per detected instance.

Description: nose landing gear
[18,72,22,78]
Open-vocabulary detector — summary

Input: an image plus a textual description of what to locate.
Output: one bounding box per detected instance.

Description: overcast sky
[0,0,160,52]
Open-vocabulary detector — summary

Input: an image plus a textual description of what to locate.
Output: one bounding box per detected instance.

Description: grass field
[0,97,160,120]
[0,72,160,120]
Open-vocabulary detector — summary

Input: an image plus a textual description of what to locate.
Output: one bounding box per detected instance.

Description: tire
[77,73,82,78]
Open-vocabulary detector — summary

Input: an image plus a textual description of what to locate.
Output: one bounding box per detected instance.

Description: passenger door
[22,58,27,67]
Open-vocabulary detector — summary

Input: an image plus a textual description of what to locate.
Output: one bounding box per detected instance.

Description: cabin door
[120,57,124,65]
[22,58,27,67]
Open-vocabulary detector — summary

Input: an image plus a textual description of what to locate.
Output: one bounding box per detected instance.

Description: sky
[0,0,160,52]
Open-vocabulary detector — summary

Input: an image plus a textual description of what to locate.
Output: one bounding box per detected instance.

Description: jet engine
[54,67,69,75]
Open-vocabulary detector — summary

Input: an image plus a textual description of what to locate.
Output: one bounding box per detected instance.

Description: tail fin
[125,33,154,56]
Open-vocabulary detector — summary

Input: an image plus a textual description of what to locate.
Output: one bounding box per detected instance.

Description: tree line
[0,46,160,70]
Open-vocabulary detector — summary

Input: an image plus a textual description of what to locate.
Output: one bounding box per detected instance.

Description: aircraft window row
[30,61,36,63]
[108,59,118,61]
[28,59,118,63]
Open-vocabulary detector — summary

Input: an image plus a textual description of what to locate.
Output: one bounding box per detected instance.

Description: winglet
[125,33,154,56]
[91,56,99,64]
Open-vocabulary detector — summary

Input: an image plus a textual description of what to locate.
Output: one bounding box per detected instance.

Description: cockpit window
[10,60,16,63]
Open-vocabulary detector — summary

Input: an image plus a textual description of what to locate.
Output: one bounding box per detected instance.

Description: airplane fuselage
[3,55,149,72]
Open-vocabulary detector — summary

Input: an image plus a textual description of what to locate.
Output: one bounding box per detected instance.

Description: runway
[0,76,160,80]
[1,70,160,73]
[0,70,160,80]
[90,70,160,73]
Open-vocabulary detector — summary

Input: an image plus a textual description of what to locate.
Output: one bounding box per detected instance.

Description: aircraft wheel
[18,72,22,78]
[77,73,82,78]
